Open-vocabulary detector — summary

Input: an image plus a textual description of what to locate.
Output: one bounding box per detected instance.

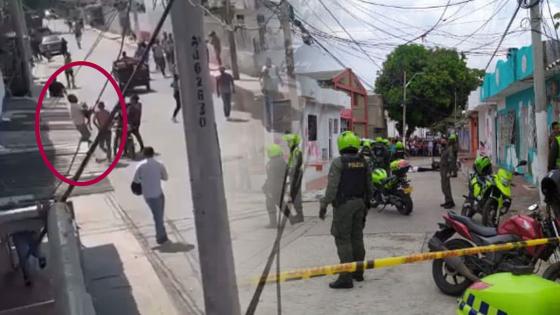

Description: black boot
[443,202,456,209]
[329,277,353,289]
[352,272,364,282]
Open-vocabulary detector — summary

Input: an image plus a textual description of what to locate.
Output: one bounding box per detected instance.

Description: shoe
[329,278,353,289]
[440,203,448,207]
[156,236,169,245]
[352,273,364,282]
[443,203,456,209]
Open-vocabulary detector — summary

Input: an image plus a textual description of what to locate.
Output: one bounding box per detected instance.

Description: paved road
[44,21,471,314]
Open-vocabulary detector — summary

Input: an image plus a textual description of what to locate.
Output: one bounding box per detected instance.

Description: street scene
[1,0,560,315]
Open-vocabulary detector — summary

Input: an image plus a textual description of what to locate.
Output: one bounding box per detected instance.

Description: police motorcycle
[370,159,413,215]
[479,160,527,227]
[461,155,493,218]
[428,170,560,296]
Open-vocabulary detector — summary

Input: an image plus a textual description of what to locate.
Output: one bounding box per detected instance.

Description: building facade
[473,41,560,184]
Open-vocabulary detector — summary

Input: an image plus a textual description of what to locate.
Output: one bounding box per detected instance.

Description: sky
[289,0,560,88]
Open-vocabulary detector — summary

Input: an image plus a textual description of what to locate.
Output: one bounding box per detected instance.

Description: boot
[352,272,364,282]
[329,277,353,289]
[443,202,456,209]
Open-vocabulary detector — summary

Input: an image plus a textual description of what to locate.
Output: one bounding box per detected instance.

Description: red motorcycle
[429,195,560,296]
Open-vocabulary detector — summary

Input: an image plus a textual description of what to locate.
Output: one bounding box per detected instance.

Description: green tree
[374,44,484,137]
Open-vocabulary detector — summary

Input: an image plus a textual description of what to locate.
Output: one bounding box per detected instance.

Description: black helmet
[541,170,560,202]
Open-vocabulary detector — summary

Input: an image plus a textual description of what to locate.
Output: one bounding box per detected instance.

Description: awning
[340,109,352,120]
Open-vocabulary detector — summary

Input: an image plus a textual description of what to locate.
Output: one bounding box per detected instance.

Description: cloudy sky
[289,0,560,88]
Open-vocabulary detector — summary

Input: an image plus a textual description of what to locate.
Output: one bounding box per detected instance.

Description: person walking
[152,40,166,76]
[68,94,91,143]
[113,106,124,158]
[284,133,304,223]
[216,66,235,120]
[163,33,175,67]
[61,37,68,56]
[547,122,560,171]
[171,74,181,122]
[64,53,76,89]
[127,94,144,151]
[319,131,372,289]
[260,57,283,131]
[263,144,287,228]
[93,102,112,161]
[208,31,222,66]
[132,147,169,244]
[73,22,82,49]
[439,137,455,209]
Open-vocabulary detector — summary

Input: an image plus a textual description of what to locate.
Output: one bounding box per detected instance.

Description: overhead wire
[403,0,452,45]
[354,0,475,10]
[484,0,522,71]
[315,0,382,68]
[451,0,509,47]
[546,0,560,42]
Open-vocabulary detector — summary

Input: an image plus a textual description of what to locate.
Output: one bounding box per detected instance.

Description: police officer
[319,131,372,289]
[283,133,304,224]
[372,137,390,172]
[547,122,560,172]
[263,144,287,228]
[449,133,458,177]
[440,137,455,209]
[392,141,406,161]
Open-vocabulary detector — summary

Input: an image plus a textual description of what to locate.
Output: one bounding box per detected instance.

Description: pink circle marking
[34,60,128,187]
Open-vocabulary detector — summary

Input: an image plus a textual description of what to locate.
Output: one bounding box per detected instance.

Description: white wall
[297,75,350,108]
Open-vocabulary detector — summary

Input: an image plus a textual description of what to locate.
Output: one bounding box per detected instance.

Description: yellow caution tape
[252,237,560,285]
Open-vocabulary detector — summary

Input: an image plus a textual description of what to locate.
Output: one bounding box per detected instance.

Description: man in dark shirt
[216,66,235,119]
[548,122,560,171]
[48,78,66,97]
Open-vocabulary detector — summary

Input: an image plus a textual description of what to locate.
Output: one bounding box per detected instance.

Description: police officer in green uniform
[262,144,287,228]
[547,122,560,172]
[319,131,372,289]
[392,141,406,161]
[283,133,304,223]
[372,137,391,172]
[440,137,455,209]
[449,133,459,177]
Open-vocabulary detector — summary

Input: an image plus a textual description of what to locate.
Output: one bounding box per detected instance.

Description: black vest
[336,154,368,205]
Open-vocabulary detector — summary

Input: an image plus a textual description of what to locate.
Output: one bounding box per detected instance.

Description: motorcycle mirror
[528,204,539,212]
[517,160,528,167]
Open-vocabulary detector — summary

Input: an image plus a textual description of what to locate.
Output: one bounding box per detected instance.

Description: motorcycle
[370,160,413,215]
[429,201,560,296]
[479,160,527,227]
[460,172,493,218]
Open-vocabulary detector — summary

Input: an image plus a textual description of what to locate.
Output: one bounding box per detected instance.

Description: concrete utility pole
[224,0,240,79]
[530,1,548,201]
[169,1,241,314]
[402,71,423,147]
[8,0,32,95]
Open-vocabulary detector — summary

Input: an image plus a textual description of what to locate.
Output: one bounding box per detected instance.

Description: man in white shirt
[133,147,169,244]
[67,94,91,143]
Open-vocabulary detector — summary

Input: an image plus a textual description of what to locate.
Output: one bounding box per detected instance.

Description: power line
[451,0,509,47]
[316,0,382,69]
[355,0,475,10]
[403,0,452,45]
[484,1,522,71]
[546,0,560,42]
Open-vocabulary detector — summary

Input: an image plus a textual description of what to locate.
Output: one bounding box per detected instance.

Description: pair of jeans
[98,129,112,160]
[173,90,181,119]
[76,124,91,142]
[144,194,168,243]
[128,126,144,151]
[263,93,274,130]
[221,92,232,118]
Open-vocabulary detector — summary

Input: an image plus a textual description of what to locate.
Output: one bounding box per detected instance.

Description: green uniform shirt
[321,155,373,209]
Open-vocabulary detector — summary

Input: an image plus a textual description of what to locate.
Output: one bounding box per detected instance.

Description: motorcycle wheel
[432,238,475,296]
[481,199,499,227]
[543,262,560,283]
[396,191,413,215]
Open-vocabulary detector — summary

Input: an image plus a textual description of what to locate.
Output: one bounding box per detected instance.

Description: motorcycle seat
[448,211,497,237]
[477,234,520,245]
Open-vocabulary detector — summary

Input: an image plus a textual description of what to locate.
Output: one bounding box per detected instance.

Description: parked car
[39,35,64,57]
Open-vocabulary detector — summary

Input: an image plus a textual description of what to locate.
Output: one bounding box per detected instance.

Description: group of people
[63,92,145,162]
[133,32,175,77]
[406,136,445,157]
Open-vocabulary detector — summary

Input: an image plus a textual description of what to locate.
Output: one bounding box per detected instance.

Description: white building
[466,86,497,162]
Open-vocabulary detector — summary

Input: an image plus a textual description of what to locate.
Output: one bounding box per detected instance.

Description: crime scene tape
[251,237,560,285]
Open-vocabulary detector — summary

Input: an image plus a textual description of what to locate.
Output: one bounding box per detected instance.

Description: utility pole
[8,0,32,95]
[278,0,300,133]
[132,1,140,38]
[170,1,241,314]
[530,1,548,202]
[454,89,458,126]
[224,0,240,79]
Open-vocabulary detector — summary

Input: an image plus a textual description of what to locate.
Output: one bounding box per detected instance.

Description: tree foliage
[374,44,484,136]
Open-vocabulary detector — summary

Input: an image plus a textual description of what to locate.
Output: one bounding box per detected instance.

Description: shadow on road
[152,241,195,253]
[83,244,141,315]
